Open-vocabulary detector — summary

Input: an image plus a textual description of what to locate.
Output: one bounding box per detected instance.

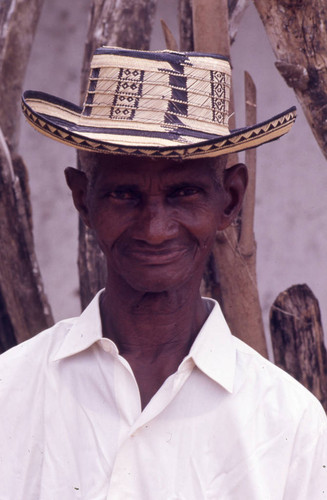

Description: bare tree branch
[253,0,327,161]
[229,0,251,43]
[239,71,257,256]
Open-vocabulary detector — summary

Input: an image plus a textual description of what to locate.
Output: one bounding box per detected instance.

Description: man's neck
[100,281,209,409]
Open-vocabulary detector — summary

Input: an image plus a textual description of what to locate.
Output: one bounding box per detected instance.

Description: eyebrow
[165,179,210,190]
[98,183,141,192]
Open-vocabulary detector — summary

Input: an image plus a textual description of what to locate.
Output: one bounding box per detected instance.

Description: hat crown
[81,47,232,142]
[22,45,296,159]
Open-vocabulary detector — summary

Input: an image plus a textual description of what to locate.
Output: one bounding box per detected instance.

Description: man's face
[81,155,232,294]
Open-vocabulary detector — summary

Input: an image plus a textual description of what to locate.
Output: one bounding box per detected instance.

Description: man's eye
[109,190,137,200]
[171,187,200,197]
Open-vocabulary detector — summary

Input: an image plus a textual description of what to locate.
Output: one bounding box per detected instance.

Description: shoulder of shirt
[0,316,77,369]
[231,334,327,426]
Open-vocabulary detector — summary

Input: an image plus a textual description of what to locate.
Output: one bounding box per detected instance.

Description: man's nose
[135,198,178,245]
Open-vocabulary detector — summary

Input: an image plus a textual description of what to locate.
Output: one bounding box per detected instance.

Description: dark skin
[65,154,247,409]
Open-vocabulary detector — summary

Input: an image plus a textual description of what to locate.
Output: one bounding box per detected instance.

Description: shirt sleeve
[283,398,327,499]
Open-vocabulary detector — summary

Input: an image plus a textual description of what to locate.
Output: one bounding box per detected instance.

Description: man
[1,47,326,498]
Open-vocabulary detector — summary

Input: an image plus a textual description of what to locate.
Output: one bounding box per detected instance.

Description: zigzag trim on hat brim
[22,94,296,159]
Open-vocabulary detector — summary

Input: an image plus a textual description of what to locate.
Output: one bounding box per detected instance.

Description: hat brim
[22,90,296,160]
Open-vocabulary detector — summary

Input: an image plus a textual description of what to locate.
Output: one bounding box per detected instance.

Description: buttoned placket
[98,338,195,500]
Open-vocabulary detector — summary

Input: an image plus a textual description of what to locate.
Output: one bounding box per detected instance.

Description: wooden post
[270,284,327,412]
[191,0,267,356]
[192,0,230,56]
[179,0,251,52]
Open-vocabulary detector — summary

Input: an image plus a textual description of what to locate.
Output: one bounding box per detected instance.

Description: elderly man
[0,47,326,499]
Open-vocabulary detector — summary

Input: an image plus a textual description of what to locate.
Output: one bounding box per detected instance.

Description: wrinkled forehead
[79,151,227,186]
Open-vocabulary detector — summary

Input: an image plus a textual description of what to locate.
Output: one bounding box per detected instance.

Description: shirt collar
[52,292,236,393]
[186,298,236,393]
[51,290,105,362]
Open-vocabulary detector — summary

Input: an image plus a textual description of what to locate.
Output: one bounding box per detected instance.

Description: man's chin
[109,258,205,295]
[126,279,178,294]
[123,270,193,295]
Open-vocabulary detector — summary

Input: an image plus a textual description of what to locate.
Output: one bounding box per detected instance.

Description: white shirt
[0,291,326,500]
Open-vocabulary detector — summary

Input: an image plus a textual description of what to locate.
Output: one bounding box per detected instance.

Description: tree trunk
[253,0,327,161]
[0,133,53,352]
[78,0,158,309]
[270,284,327,412]
[0,0,53,352]
[0,0,45,153]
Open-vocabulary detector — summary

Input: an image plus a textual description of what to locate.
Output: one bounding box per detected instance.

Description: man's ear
[64,167,91,227]
[219,163,248,229]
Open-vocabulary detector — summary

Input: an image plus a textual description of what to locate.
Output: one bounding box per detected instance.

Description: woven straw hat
[22,47,296,160]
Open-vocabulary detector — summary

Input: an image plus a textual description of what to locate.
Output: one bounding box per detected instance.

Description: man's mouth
[124,246,189,265]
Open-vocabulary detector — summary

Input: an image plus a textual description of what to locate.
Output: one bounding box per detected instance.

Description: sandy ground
[19,0,327,351]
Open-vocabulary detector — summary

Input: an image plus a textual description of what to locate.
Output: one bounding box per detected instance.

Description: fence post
[270,284,327,412]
